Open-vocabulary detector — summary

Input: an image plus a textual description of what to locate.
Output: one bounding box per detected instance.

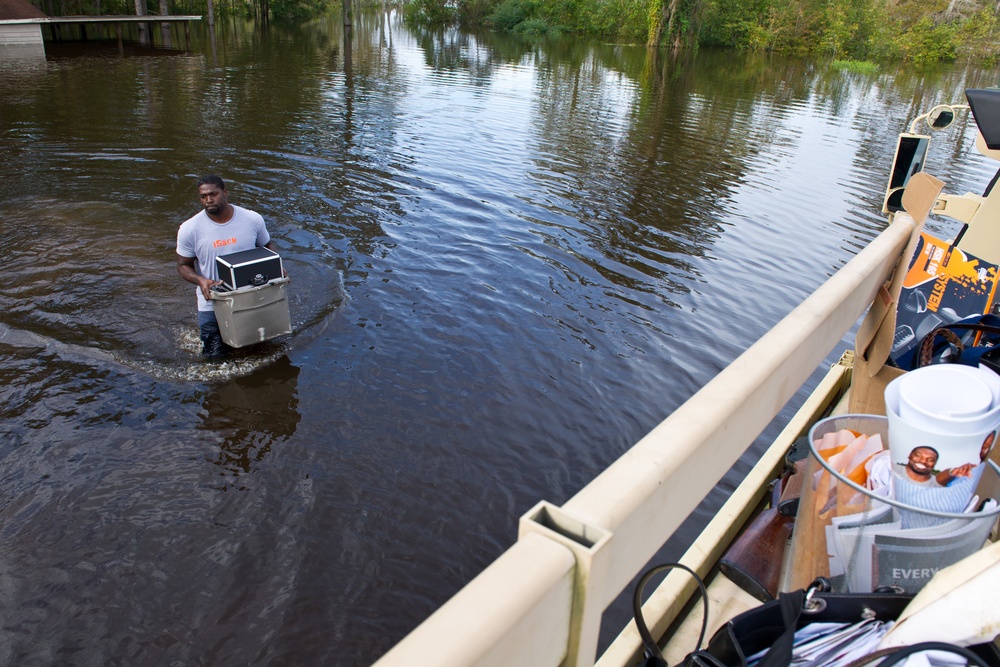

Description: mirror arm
[909,103,970,134]
[909,113,930,134]
[932,192,983,224]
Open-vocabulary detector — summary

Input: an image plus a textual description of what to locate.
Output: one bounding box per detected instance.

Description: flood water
[1,13,999,665]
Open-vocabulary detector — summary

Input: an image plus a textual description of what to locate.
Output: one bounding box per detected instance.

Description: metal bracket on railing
[519,501,612,667]
[933,193,983,224]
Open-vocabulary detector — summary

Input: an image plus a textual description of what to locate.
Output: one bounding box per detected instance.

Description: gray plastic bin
[209,277,292,348]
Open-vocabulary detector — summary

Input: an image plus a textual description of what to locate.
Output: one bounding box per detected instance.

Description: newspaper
[824,498,996,592]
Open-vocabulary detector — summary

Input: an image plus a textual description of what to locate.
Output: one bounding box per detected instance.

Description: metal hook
[802,578,831,614]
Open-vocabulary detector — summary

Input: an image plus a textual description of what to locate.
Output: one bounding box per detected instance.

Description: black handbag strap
[633,563,711,667]
[637,573,954,667]
[754,589,806,667]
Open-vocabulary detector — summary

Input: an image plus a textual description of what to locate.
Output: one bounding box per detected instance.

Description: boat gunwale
[597,352,857,666]
[374,215,917,667]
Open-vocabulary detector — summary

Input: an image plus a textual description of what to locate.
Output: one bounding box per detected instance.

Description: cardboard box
[215,247,283,291]
[891,232,999,368]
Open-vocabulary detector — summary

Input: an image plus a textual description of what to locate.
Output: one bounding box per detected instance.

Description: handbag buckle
[802,578,832,614]
[802,589,827,614]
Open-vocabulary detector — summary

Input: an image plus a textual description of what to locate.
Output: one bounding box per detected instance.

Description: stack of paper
[745,619,893,667]
[824,498,996,592]
[813,430,886,513]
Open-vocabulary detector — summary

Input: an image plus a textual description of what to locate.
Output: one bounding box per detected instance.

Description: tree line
[29,0,1000,62]
[409,0,1000,62]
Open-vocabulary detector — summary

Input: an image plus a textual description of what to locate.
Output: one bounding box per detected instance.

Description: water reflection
[198,356,301,486]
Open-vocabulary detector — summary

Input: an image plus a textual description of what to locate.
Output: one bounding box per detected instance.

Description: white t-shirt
[176,205,271,311]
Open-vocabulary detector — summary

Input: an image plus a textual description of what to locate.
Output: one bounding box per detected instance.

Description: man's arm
[255,212,286,276]
[176,254,220,301]
[936,462,975,486]
[261,241,287,277]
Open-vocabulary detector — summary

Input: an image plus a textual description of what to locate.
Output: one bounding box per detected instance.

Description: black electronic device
[883,133,931,213]
[967,88,1000,150]
[215,247,283,291]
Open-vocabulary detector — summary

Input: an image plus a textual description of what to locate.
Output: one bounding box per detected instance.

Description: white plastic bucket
[885,366,1000,514]
[898,365,993,425]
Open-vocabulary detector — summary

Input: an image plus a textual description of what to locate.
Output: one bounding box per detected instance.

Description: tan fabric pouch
[848,172,944,415]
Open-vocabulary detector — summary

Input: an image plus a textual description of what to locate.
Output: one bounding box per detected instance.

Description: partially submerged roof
[0,0,47,20]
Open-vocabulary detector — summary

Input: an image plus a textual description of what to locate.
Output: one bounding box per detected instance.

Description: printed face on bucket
[982,431,996,462]
[906,446,938,481]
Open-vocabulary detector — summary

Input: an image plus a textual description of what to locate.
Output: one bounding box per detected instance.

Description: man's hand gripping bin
[209,277,292,348]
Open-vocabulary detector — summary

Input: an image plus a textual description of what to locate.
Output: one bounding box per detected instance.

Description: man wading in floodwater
[176,175,278,357]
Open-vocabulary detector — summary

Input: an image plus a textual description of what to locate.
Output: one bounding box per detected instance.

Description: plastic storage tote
[209,277,292,348]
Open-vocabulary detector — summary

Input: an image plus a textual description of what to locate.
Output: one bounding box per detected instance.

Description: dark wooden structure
[0,0,45,20]
[0,0,201,55]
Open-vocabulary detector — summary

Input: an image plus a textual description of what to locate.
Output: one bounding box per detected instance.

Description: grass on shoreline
[831,59,880,74]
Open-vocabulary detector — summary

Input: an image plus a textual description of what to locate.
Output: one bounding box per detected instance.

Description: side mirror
[883,134,931,214]
[909,103,968,134]
[928,105,956,129]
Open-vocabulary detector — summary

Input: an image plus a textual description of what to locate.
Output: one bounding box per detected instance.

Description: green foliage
[890,0,948,31]
[712,18,776,50]
[58,0,1000,60]
[39,0,986,64]
[699,0,784,51]
[582,0,647,40]
[269,0,329,21]
[954,8,1000,63]
[404,0,459,24]
[692,0,999,62]
[480,0,647,38]
[515,16,553,32]
[667,0,704,46]
[458,0,498,24]
[817,3,852,57]
[892,16,958,63]
[487,0,531,30]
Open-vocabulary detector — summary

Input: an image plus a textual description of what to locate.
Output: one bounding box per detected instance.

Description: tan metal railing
[374,214,917,667]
